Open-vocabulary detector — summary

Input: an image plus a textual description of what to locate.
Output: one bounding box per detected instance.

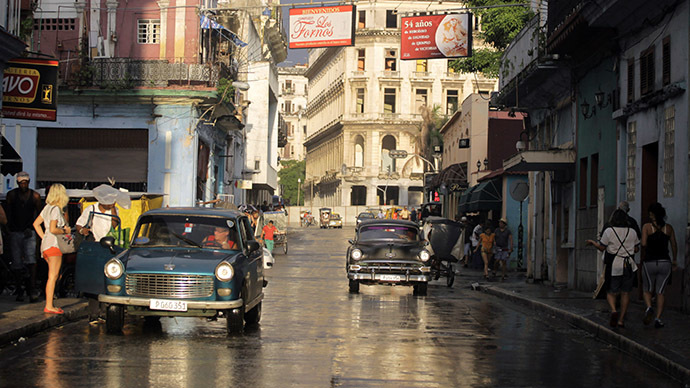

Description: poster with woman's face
[435,15,469,57]
[401,13,472,60]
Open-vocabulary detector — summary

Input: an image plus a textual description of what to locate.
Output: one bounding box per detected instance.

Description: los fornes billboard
[289,5,356,49]
[401,13,473,60]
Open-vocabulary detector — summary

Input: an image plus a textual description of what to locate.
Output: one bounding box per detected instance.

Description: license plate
[380,274,401,281]
[150,299,188,312]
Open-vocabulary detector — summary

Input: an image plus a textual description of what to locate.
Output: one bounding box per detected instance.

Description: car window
[359,225,419,241]
[132,215,240,250]
[242,217,255,243]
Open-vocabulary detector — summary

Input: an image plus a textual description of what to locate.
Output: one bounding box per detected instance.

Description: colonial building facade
[278,65,309,162]
[303,1,497,208]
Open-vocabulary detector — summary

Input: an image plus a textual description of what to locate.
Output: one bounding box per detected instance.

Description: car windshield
[131,215,241,250]
[358,213,374,219]
[359,225,419,241]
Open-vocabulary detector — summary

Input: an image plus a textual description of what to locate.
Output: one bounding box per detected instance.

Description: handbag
[56,206,76,254]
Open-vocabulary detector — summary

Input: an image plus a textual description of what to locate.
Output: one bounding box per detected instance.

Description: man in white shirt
[76,200,119,241]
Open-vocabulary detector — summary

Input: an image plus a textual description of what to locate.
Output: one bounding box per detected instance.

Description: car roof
[142,207,244,218]
[357,219,419,228]
[358,212,374,217]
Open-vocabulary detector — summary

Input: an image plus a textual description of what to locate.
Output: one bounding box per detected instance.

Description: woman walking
[640,202,677,328]
[475,224,495,279]
[586,209,640,327]
[32,184,70,314]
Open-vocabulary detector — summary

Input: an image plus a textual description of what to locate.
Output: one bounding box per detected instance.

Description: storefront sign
[401,13,472,60]
[2,58,58,121]
[289,5,356,49]
[236,180,253,189]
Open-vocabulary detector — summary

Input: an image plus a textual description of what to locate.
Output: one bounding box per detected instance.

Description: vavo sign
[2,58,58,121]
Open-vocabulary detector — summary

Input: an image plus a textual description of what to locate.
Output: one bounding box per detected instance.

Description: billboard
[289,5,356,49]
[2,58,58,121]
[401,13,473,60]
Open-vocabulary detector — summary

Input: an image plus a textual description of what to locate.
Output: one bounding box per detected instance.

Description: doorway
[641,142,658,225]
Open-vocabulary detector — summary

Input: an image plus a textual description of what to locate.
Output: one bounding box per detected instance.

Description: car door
[75,241,125,296]
[240,217,263,302]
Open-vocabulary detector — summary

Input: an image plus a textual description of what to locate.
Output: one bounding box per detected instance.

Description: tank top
[645,224,671,262]
[7,188,39,232]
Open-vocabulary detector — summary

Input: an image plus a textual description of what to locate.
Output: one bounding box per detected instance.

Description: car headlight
[104,258,124,280]
[418,250,430,262]
[215,262,234,282]
[350,249,363,260]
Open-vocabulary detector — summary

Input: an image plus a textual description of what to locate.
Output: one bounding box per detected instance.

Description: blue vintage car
[76,207,265,334]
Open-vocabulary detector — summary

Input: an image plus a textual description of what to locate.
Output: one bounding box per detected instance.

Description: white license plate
[150,299,188,312]
[379,274,401,281]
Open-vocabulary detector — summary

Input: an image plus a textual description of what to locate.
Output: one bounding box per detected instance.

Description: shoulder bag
[55,206,76,254]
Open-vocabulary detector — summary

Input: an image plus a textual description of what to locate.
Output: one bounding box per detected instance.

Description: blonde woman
[33,184,71,314]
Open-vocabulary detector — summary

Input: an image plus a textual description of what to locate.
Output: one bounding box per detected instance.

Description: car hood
[353,240,424,261]
[124,248,235,274]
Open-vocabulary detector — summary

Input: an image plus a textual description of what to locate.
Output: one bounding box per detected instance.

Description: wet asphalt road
[0,227,682,387]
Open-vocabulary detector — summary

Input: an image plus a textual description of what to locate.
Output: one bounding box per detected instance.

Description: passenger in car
[202,226,237,249]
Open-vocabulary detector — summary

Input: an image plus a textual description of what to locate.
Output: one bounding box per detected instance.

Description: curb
[0,300,89,347]
[481,285,690,385]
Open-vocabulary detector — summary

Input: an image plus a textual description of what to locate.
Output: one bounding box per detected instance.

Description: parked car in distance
[328,213,343,228]
[96,207,266,335]
[355,212,375,228]
[346,219,431,295]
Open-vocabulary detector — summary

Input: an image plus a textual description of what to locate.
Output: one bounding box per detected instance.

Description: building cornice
[58,88,218,105]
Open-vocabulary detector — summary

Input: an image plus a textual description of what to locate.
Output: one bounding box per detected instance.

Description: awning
[458,185,477,214]
[503,149,576,172]
[1,136,23,175]
[432,163,468,189]
[468,179,502,212]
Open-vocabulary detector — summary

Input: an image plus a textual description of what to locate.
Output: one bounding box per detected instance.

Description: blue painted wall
[503,175,529,268]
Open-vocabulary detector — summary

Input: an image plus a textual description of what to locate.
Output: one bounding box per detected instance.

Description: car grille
[360,261,423,274]
[125,273,215,298]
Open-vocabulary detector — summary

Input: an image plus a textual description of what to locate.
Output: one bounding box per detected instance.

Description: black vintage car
[346,219,431,295]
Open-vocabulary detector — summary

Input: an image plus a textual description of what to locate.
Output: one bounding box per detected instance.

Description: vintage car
[355,211,375,228]
[328,213,343,229]
[89,207,265,334]
[346,219,431,295]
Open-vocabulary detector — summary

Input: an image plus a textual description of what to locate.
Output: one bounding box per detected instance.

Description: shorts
[494,250,510,261]
[464,243,471,257]
[9,231,37,268]
[642,260,672,295]
[265,239,274,253]
[608,274,634,294]
[42,247,62,259]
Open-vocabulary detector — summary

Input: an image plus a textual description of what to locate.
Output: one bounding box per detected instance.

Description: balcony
[60,58,221,88]
[412,71,433,79]
[281,87,294,95]
[379,71,401,80]
[349,71,366,79]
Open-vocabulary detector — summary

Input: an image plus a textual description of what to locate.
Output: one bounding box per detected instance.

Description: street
[0,227,681,388]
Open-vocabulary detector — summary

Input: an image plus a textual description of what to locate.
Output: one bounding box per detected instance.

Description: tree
[402,104,448,174]
[277,160,306,206]
[450,0,533,77]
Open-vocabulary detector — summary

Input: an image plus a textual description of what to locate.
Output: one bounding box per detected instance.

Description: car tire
[348,279,359,293]
[413,282,428,296]
[226,307,244,334]
[283,242,288,254]
[106,304,125,333]
[446,262,455,287]
[245,301,262,325]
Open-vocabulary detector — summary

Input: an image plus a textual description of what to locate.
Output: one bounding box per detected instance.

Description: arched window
[381,135,396,173]
[354,135,364,168]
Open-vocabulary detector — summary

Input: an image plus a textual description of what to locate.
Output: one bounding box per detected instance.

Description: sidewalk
[0,294,88,346]
[456,267,690,385]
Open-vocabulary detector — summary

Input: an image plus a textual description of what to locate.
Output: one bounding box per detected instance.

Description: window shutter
[662,36,670,86]
[627,59,634,103]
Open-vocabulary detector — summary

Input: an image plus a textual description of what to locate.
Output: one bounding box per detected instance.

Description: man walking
[493,218,513,281]
[5,172,42,302]
[261,220,278,253]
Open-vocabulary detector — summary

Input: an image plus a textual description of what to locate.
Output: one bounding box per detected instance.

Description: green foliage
[277,160,306,206]
[216,77,236,104]
[450,48,502,78]
[20,17,33,42]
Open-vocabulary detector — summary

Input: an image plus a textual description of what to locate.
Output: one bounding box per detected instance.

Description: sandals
[44,307,64,315]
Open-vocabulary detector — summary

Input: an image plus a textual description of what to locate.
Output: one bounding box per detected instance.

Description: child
[475,224,495,279]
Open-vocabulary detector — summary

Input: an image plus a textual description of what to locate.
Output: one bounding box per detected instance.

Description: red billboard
[289,5,356,49]
[2,58,58,121]
[401,13,473,60]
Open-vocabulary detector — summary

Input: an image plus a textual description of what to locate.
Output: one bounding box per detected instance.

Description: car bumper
[348,265,431,283]
[98,294,244,310]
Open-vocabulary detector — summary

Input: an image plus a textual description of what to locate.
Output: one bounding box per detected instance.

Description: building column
[366,184,377,206]
[399,185,409,206]
[342,183,351,206]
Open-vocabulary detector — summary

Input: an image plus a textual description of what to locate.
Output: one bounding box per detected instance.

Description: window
[446,90,458,115]
[284,80,293,94]
[415,89,427,112]
[626,121,636,201]
[385,50,397,71]
[303,125,307,134]
[590,154,598,207]
[579,157,587,208]
[416,60,427,72]
[285,101,292,114]
[291,145,295,157]
[357,49,365,71]
[386,10,397,28]
[447,60,456,73]
[662,36,671,86]
[358,10,366,29]
[34,18,76,31]
[138,19,160,44]
[384,88,396,113]
[356,88,365,113]
[640,46,655,96]
[288,123,293,137]
[354,135,364,167]
[627,59,634,103]
[663,105,675,197]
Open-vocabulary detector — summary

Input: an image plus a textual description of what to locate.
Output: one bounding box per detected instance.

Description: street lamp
[297,178,301,206]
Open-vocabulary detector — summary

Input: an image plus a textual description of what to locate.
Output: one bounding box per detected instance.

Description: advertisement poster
[289,5,356,49]
[2,58,58,121]
[401,13,473,60]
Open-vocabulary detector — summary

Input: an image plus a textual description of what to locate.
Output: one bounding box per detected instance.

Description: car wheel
[226,307,244,334]
[57,266,76,298]
[245,301,262,325]
[348,279,359,293]
[106,304,125,333]
[413,282,428,296]
[446,262,455,287]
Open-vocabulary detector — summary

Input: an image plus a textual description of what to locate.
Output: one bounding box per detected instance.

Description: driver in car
[202,226,237,249]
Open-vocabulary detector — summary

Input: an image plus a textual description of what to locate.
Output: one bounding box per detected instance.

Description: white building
[278,65,309,161]
[303,1,497,208]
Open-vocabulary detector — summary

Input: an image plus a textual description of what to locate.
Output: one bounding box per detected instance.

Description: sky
[279,1,309,67]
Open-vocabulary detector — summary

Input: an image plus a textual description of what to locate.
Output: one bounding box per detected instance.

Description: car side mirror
[348,239,354,245]
[100,236,117,254]
[247,241,261,252]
